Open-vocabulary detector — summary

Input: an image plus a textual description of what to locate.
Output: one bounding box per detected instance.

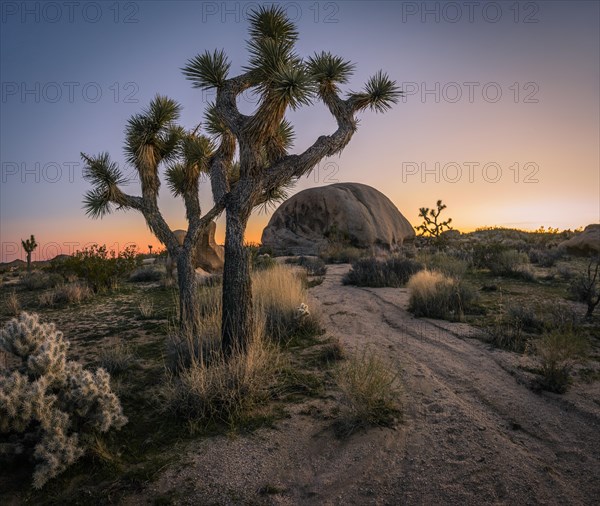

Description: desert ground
[121,264,600,505]
[1,234,600,505]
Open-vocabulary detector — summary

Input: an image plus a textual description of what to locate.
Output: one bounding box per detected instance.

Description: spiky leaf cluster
[0,313,127,489]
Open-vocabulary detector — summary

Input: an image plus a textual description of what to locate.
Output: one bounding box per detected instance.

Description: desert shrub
[319,243,365,264]
[343,256,423,287]
[556,264,575,280]
[128,266,164,282]
[488,250,533,279]
[21,272,64,291]
[533,330,588,393]
[286,256,327,276]
[252,264,322,342]
[487,303,543,352]
[418,252,469,278]
[488,301,580,352]
[529,248,563,267]
[160,322,281,429]
[0,313,127,488]
[58,244,141,293]
[568,257,600,317]
[407,270,478,321]
[38,282,93,307]
[333,349,402,436]
[6,290,20,316]
[312,338,346,365]
[252,253,277,271]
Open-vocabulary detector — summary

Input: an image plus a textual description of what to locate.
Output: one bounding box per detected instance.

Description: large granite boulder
[166,221,224,275]
[559,224,600,255]
[261,183,415,255]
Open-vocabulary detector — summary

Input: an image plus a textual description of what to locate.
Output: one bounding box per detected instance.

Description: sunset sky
[1,0,599,262]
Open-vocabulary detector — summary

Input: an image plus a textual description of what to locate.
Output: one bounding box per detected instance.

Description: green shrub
[21,272,64,291]
[129,266,164,282]
[534,330,588,393]
[333,349,402,437]
[418,251,469,278]
[0,313,127,488]
[487,304,543,352]
[343,256,423,287]
[528,248,563,267]
[58,244,141,292]
[489,250,531,278]
[252,253,277,271]
[407,270,478,321]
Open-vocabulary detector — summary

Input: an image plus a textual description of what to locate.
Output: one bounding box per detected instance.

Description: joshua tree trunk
[26,252,32,273]
[221,207,253,356]
[176,249,201,337]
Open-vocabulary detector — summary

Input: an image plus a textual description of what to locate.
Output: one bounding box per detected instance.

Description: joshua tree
[81,96,223,336]
[148,245,153,255]
[415,200,453,238]
[182,6,401,355]
[21,234,38,272]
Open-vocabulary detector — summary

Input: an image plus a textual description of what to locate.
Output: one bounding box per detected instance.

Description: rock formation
[560,224,600,255]
[261,183,415,255]
[166,221,224,275]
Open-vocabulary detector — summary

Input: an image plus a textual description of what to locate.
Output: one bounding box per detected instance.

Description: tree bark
[176,249,200,337]
[221,208,253,356]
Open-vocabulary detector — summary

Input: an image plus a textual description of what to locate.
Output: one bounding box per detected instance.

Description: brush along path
[128,264,599,505]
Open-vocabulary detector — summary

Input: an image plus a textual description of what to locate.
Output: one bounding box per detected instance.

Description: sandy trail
[134,264,599,505]
[309,265,600,505]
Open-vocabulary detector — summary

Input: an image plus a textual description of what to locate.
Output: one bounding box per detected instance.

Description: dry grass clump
[252,264,321,342]
[38,282,93,307]
[161,317,282,429]
[407,270,478,321]
[137,298,154,319]
[162,264,323,429]
[99,338,136,375]
[533,330,588,393]
[333,349,402,437]
[6,290,20,316]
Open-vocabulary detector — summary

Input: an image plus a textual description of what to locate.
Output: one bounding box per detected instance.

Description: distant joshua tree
[415,200,453,238]
[21,234,38,272]
[148,245,153,255]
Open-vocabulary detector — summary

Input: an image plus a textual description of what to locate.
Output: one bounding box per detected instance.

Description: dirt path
[133,264,600,505]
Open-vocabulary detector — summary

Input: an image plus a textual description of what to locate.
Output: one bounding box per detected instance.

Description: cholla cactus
[297,302,310,318]
[0,312,127,489]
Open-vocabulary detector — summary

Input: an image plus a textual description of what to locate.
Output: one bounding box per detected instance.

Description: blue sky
[1,0,599,261]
